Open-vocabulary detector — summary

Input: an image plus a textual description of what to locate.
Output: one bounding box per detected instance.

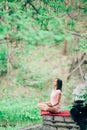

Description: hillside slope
[0,43,78,107]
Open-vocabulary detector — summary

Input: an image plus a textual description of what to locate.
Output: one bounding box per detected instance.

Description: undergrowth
[0,96,42,130]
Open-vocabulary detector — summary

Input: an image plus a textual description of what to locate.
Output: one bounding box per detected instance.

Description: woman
[37,78,63,113]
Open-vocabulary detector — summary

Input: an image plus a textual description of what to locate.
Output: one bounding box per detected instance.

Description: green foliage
[68,20,75,30]
[78,38,87,52]
[66,5,72,13]
[14,64,51,89]
[79,0,87,13]
[83,91,87,106]
[79,86,87,106]
[0,45,7,76]
[0,97,41,124]
[0,0,70,46]
[0,124,22,130]
[41,0,66,13]
[81,0,87,3]
[84,7,87,13]
[41,0,64,5]
[2,0,87,52]
[37,7,49,30]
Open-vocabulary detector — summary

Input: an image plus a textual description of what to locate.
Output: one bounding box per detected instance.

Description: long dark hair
[56,78,62,91]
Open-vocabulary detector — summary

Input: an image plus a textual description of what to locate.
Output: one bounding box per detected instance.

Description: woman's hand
[46,102,53,107]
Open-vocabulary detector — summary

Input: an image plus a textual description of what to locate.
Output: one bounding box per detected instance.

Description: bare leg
[37,102,48,111]
[47,107,58,113]
[37,102,58,113]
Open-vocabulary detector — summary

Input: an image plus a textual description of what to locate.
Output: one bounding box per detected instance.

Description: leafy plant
[0,45,7,76]
[0,97,41,124]
[68,19,75,30]
[78,38,87,52]
[79,86,87,106]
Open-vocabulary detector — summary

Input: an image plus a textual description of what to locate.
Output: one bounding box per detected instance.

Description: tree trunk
[62,0,69,55]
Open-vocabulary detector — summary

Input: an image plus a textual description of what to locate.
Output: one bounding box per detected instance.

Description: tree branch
[67,54,87,80]
[26,0,39,14]
[66,30,87,39]
[79,65,84,82]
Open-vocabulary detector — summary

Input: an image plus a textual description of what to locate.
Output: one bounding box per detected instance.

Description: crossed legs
[37,102,58,113]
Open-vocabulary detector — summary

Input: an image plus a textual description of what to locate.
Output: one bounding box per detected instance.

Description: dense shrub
[0,46,7,76]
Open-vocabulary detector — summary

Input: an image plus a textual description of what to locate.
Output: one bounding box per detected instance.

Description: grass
[0,82,52,130]
[0,96,42,123]
[0,95,42,130]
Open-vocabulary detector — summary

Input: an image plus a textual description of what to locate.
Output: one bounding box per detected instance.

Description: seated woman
[37,78,63,113]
